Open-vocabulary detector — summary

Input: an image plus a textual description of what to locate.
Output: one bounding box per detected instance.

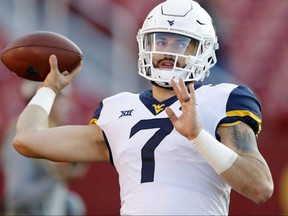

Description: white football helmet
[137,0,219,87]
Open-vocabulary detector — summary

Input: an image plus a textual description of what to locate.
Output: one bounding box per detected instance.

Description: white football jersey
[91,83,262,215]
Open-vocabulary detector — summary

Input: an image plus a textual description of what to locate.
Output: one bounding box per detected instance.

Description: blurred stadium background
[0,0,287,215]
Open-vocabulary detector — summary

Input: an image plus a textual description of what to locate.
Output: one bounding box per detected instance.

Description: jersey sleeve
[219,85,262,137]
[89,101,103,125]
[88,101,115,165]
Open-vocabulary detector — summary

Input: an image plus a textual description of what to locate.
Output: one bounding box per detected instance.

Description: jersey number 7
[130,118,174,183]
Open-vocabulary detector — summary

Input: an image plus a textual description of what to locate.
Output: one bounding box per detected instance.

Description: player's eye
[156,40,167,47]
[174,41,189,49]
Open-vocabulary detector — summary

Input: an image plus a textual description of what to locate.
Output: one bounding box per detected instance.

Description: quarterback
[13,0,273,215]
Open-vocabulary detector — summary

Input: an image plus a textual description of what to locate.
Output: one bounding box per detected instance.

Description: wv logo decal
[152,104,165,114]
[119,109,134,118]
[167,20,175,26]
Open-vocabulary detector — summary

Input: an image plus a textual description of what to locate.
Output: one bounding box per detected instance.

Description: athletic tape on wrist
[190,129,238,174]
[28,87,56,115]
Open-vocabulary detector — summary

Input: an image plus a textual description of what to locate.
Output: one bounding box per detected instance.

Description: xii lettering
[119,109,134,118]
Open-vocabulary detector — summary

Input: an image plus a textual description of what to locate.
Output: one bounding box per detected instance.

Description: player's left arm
[166,79,273,204]
[216,85,273,204]
[217,121,273,204]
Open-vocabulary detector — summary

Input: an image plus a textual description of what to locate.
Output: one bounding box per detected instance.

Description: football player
[13,0,273,215]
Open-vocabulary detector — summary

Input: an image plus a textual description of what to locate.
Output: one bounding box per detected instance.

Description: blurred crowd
[0,0,287,215]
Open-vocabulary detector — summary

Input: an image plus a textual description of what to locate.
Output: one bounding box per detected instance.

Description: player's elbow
[251,181,274,204]
[13,135,35,158]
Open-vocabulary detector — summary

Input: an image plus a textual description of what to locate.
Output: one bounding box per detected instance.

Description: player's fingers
[188,83,196,106]
[179,78,186,92]
[66,61,82,80]
[165,107,178,124]
[171,79,189,104]
[49,55,60,73]
[179,78,190,102]
[61,71,70,76]
[170,79,181,97]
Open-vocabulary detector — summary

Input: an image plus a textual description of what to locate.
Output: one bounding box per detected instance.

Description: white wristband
[190,129,238,174]
[28,87,56,115]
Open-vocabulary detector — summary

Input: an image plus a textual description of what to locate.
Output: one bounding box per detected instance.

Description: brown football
[0,31,83,81]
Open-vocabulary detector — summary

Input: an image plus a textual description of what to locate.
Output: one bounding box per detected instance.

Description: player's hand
[165,79,202,140]
[41,55,82,94]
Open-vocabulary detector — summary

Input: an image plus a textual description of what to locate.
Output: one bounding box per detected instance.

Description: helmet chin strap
[150,67,190,87]
[151,80,193,90]
[151,81,173,89]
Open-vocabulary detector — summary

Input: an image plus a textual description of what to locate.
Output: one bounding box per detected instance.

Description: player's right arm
[13,108,109,162]
[13,55,110,163]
